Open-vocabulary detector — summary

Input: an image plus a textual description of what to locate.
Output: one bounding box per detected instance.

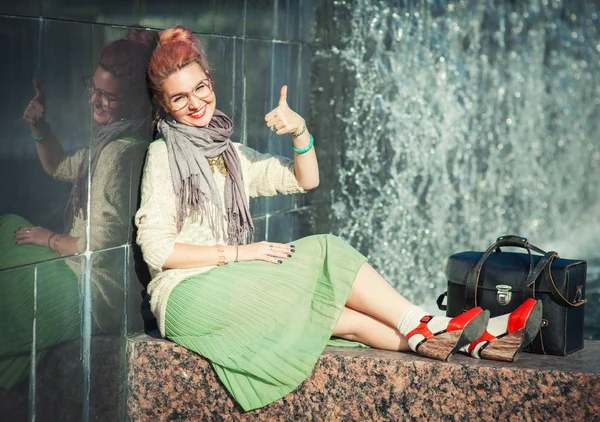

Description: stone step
[127,334,600,421]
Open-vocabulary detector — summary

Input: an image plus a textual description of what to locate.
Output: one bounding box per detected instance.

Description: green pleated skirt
[165,234,368,411]
[0,214,80,390]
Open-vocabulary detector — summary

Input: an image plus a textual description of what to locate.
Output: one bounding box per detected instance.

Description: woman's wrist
[49,233,64,255]
[31,121,50,142]
[216,244,243,265]
[292,132,314,154]
[47,232,58,249]
[234,244,249,262]
[291,120,307,138]
[216,244,226,266]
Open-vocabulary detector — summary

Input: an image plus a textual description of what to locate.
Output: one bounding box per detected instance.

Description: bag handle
[494,235,546,255]
[527,251,587,307]
[466,235,541,308]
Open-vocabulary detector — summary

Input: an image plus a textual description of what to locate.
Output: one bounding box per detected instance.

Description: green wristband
[292,133,314,154]
[31,122,50,142]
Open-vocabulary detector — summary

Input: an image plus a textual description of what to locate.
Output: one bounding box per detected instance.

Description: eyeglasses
[168,76,214,112]
[83,75,121,108]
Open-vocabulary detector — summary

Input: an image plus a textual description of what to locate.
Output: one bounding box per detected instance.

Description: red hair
[147,26,210,105]
[98,29,159,117]
[99,29,158,94]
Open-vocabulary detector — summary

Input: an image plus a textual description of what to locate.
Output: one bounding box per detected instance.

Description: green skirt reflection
[0,214,80,390]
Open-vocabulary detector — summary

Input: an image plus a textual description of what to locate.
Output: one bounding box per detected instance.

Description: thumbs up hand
[23,78,47,129]
[264,85,305,136]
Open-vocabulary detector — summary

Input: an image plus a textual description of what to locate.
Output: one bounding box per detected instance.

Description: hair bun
[147,25,210,99]
[126,28,160,49]
[159,26,194,46]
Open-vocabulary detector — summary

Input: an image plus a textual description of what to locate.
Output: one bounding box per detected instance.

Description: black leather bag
[437,235,588,356]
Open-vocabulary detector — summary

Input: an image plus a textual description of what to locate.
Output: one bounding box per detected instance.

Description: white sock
[397,305,452,352]
[485,313,510,337]
[396,305,428,335]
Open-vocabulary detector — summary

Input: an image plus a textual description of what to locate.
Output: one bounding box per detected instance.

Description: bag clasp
[575,285,585,303]
[495,284,512,306]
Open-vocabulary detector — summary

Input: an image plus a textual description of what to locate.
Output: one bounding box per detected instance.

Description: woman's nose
[89,90,102,106]
[188,94,204,110]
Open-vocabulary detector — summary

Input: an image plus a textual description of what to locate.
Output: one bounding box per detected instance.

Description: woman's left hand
[15,226,55,248]
[264,86,305,136]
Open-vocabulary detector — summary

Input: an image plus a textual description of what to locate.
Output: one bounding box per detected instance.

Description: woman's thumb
[33,78,44,101]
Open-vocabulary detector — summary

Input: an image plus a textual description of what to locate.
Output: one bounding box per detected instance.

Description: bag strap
[527,252,587,307]
[525,251,557,288]
[466,235,540,308]
[436,292,447,311]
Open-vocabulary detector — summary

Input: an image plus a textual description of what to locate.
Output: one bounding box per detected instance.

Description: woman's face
[89,66,126,125]
[161,62,216,127]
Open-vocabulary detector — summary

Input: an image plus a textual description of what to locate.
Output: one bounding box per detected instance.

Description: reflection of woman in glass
[16,33,155,255]
[0,31,156,391]
[136,26,543,412]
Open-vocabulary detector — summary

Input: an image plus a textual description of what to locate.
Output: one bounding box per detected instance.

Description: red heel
[406,308,490,362]
[468,298,543,362]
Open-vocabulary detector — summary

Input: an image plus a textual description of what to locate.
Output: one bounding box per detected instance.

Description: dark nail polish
[277,260,283,264]
[290,249,296,253]
[290,245,296,248]
[287,254,292,258]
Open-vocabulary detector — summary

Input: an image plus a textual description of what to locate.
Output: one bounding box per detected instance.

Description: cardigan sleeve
[235,143,305,198]
[53,148,87,182]
[135,141,179,272]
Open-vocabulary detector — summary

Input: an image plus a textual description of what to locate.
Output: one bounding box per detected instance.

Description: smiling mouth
[189,105,207,119]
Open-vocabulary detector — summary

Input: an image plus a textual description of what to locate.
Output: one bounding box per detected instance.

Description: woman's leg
[345,262,413,328]
[342,262,489,361]
[333,306,410,351]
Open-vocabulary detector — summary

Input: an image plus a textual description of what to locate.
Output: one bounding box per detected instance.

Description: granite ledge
[127,335,600,421]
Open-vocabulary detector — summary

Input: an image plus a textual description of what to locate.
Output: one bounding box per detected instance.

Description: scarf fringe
[178,178,225,240]
[178,182,255,245]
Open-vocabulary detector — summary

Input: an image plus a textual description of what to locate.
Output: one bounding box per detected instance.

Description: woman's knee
[325,233,347,248]
[0,214,31,237]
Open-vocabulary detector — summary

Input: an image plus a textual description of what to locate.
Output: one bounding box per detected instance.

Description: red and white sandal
[464,298,543,362]
[405,307,490,362]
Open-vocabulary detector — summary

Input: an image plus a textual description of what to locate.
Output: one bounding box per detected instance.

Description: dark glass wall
[0,1,315,421]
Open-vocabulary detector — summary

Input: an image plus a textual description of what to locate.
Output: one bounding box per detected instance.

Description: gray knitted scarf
[64,118,151,233]
[157,110,254,245]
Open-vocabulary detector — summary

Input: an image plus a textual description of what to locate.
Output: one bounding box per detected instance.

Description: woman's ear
[153,105,168,124]
[155,95,170,116]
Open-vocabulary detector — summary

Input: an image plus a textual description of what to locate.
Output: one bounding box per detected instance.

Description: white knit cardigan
[135,140,305,336]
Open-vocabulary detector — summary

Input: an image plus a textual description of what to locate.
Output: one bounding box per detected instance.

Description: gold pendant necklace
[207,155,227,177]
